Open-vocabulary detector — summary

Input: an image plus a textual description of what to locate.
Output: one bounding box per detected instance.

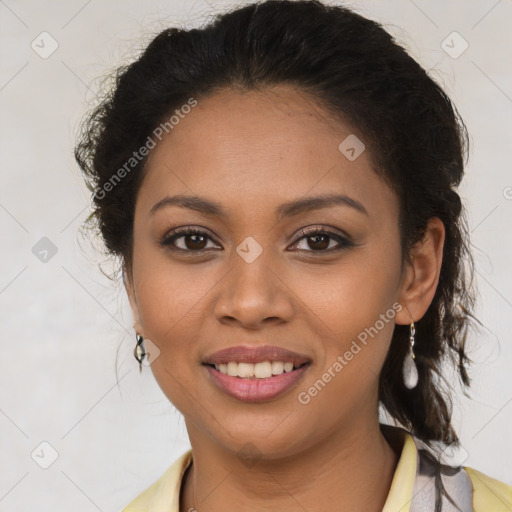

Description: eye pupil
[308,234,329,250]
[186,234,207,250]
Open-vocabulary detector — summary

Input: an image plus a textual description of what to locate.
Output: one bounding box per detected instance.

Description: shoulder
[464,466,512,512]
[122,449,193,512]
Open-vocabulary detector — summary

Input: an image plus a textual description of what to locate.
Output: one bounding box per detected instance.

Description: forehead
[137,85,397,222]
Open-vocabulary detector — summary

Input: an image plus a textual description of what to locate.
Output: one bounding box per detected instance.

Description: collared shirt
[123,427,512,511]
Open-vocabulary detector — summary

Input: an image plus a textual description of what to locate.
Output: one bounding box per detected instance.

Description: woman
[75,1,512,510]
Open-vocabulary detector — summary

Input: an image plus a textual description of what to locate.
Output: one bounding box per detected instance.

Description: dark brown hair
[75,0,479,453]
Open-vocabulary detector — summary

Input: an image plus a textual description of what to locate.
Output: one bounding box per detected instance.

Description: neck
[180,420,401,512]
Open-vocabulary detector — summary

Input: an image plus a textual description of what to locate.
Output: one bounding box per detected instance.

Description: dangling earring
[134,333,146,374]
[402,317,419,389]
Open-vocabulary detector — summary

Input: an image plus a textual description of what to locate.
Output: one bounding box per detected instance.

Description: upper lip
[202,345,312,366]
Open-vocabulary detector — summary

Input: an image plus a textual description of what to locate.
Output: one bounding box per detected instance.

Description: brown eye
[290,227,354,253]
[182,233,208,250]
[160,228,220,252]
[306,234,330,251]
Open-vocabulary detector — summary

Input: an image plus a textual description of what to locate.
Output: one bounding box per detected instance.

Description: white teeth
[238,362,254,378]
[254,361,272,378]
[213,360,304,378]
[271,361,284,375]
[283,362,294,372]
[227,361,238,377]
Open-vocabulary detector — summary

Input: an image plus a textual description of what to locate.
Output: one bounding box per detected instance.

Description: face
[126,85,416,459]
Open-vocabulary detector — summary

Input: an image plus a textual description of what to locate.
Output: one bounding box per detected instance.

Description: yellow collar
[381,426,417,512]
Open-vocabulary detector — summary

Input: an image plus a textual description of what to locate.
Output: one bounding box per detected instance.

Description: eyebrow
[149,193,368,220]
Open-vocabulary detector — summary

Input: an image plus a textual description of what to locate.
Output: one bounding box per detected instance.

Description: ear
[123,265,143,335]
[395,217,445,325]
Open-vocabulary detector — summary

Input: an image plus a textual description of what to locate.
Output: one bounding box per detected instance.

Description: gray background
[0,0,511,510]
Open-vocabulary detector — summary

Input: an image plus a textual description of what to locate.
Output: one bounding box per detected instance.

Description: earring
[134,333,146,374]
[402,319,419,389]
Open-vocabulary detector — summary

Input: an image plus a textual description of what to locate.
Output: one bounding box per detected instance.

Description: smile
[203,361,311,402]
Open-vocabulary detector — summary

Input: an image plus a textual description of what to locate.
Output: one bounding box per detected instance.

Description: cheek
[131,253,221,391]
[131,259,212,412]
[133,250,216,332]
[291,251,400,342]
[291,251,401,402]
[295,285,397,424]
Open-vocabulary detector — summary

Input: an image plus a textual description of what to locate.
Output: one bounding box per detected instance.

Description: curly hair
[75,0,479,453]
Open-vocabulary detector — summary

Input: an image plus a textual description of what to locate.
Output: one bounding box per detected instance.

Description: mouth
[201,345,312,402]
[201,344,312,402]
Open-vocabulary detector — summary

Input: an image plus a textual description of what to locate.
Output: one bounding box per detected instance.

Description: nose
[213,245,294,330]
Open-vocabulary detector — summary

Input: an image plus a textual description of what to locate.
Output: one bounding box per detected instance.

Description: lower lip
[204,364,311,402]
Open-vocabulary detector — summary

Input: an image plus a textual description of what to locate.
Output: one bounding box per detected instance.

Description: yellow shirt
[123,429,511,511]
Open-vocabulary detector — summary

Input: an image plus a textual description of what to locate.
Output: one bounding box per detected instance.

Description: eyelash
[159,226,354,255]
